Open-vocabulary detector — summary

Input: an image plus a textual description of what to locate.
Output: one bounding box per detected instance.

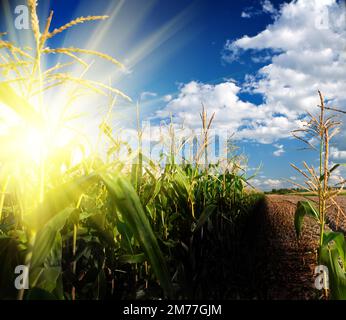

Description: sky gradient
[1,0,346,190]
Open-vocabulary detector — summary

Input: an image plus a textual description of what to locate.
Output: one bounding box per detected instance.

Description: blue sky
[1,0,346,190]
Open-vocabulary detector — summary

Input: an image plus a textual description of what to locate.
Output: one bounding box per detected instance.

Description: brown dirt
[259,195,346,300]
[325,196,346,234]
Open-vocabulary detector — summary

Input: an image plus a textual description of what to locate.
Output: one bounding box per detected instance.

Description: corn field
[1,0,346,302]
[0,1,263,300]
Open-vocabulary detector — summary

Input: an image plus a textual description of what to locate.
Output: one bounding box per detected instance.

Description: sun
[21,126,48,163]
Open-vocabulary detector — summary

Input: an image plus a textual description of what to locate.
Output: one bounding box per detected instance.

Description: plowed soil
[258,195,346,300]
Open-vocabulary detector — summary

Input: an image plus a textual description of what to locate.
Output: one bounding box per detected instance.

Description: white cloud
[223,0,346,121]
[264,178,282,187]
[221,0,346,159]
[328,165,345,185]
[155,80,300,144]
[241,11,251,18]
[262,0,276,14]
[273,144,285,157]
[251,54,272,63]
[156,81,258,128]
[251,177,286,190]
[240,1,277,19]
[155,0,345,150]
[140,91,157,100]
[330,147,346,160]
[163,94,173,102]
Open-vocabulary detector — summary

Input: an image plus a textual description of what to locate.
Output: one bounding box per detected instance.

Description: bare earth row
[259,195,346,299]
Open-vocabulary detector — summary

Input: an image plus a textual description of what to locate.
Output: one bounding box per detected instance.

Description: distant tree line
[265,188,306,195]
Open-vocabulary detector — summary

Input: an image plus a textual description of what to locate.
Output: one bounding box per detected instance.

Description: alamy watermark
[10,3,340,31]
[314,265,329,290]
[14,265,29,290]
[14,5,30,30]
[11,263,330,292]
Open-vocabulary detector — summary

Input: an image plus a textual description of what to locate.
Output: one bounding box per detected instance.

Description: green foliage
[100,172,173,298]
[0,155,262,299]
[0,0,264,301]
[320,231,346,299]
[294,200,319,238]
[292,91,346,300]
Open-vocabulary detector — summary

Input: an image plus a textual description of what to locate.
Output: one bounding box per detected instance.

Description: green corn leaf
[320,164,341,182]
[30,174,97,229]
[119,253,146,265]
[323,231,346,267]
[329,164,341,174]
[193,204,217,232]
[294,200,319,238]
[0,82,41,124]
[116,220,134,252]
[320,244,346,300]
[30,266,61,293]
[100,173,173,298]
[30,232,64,295]
[25,287,57,300]
[30,207,74,270]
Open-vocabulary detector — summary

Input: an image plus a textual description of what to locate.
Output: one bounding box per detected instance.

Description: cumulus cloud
[262,0,276,14]
[223,0,346,120]
[156,81,259,126]
[251,177,287,190]
[155,0,345,148]
[330,147,346,160]
[263,178,283,188]
[273,144,285,157]
[155,80,301,143]
[163,94,173,102]
[240,0,277,19]
[327,163,346,185]
[224,0,346,149]
[241,11,251,19]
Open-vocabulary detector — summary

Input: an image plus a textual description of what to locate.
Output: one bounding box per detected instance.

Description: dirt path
[256,195,321,299]
[197,194,346,299]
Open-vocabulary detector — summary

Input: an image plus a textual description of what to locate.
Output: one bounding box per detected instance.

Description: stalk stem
[318,91,325,252]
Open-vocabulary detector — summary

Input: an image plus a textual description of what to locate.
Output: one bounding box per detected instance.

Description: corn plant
[291,90,346,299]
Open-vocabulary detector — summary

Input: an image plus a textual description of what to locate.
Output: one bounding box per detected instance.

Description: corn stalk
[291,90,346,299]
